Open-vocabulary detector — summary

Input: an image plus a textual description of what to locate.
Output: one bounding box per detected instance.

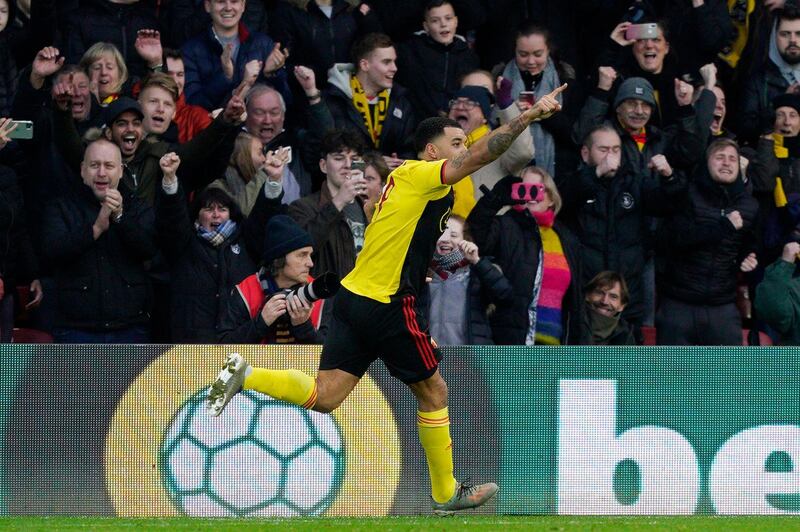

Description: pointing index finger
[550,83,568,97]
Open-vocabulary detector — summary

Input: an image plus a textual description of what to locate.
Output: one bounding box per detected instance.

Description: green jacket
[754,259,800,345]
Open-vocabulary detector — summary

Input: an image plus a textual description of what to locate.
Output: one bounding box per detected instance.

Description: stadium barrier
[0,344,798,516]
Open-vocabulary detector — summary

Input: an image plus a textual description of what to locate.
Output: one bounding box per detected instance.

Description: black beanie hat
[263,215,314,263]
[452,86,493,119]
[773,93,800,115]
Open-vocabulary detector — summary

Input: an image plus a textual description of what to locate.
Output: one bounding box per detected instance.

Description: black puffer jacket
[468,193,584,345]
[41,184,157,331]
[658,166,759,305]
[396,31,480,119]
[557,162,686,322]
[64,0,161,78]
[465,258,515,344]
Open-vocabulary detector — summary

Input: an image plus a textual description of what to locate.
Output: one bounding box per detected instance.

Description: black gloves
[480,174,523,209]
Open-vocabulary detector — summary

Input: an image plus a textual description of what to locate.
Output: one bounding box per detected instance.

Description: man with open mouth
[445,84,534,218]
[746,93,800,263]
[52,77,246,206]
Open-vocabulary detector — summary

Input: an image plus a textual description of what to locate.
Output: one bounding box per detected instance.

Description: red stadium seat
[641,326,657,346]
[742,328,773,346]
[15,285,32,324]
[12,328,53,344]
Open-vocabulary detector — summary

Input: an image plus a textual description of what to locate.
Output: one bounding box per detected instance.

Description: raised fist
[159,152,181,184]
[459,240,480,265]
[598,66,617,91]
[726,210,743,230]
[699,63,717,89]
[740,252,758,272]
[293,66,317,96]
[31,47,65,87]
[52,74,75,112]
[782,241,800,263]
[648,154,673,177]
[674,78,694,107]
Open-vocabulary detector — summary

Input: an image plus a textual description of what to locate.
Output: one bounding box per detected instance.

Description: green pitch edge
[2,516,800,531]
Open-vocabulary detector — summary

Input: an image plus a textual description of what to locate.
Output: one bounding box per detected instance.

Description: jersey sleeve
[394,159,450,200]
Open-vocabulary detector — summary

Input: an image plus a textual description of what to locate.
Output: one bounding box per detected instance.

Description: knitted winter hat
[262,215,313,263]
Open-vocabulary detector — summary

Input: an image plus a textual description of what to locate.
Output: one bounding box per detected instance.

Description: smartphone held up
[625,23,660,41]
[5,120,34,140]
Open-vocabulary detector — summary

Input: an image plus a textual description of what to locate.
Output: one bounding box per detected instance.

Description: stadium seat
[12,328,53,343]
[640,326,657,346]
[15,285,31,324]
[742,328,773,346]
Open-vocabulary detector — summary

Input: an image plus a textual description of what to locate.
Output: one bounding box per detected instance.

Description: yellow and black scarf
[719,0,755,69]
[350,76,390,148]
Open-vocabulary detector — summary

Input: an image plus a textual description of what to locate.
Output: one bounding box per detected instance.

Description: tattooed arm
[442,84,567,185]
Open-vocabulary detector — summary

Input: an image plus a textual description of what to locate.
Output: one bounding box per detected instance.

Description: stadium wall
[0,345,798,516]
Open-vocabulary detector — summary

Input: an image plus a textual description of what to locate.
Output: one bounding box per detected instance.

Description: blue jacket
[181,23,291,111]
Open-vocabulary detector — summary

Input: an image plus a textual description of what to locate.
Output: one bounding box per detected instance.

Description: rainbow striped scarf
[532,227,571,345]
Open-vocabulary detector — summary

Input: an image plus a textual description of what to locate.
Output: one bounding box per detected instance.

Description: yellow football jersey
[342,159,453,303]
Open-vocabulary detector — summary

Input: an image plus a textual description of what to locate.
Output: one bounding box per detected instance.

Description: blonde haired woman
[79,42,130,106]
[467,165,584,345]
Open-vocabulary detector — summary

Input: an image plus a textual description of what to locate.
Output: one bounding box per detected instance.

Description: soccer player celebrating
[206,84,567,514]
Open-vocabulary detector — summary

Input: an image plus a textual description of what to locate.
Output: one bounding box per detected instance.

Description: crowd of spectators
[3,0,800,346]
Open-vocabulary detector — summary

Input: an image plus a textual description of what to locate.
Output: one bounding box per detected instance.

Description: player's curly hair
[413,117,461,155]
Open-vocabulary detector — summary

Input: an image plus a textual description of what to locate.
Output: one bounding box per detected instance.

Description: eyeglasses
[448,98,480,109]
[510,182,545,202]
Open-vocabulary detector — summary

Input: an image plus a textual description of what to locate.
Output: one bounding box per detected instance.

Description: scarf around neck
[466,124,490,147]
[529,226,571,345]
[431,248,470,280]
[502,57,561,176]
[589,308,621,344]
[350,75,390,147]
[195,219,238,248]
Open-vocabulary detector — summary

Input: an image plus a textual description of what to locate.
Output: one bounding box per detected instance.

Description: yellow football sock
[417,407,457,503]
[243,368,317,409]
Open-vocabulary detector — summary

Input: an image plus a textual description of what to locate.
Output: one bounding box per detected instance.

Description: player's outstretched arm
[442,84,567,185]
